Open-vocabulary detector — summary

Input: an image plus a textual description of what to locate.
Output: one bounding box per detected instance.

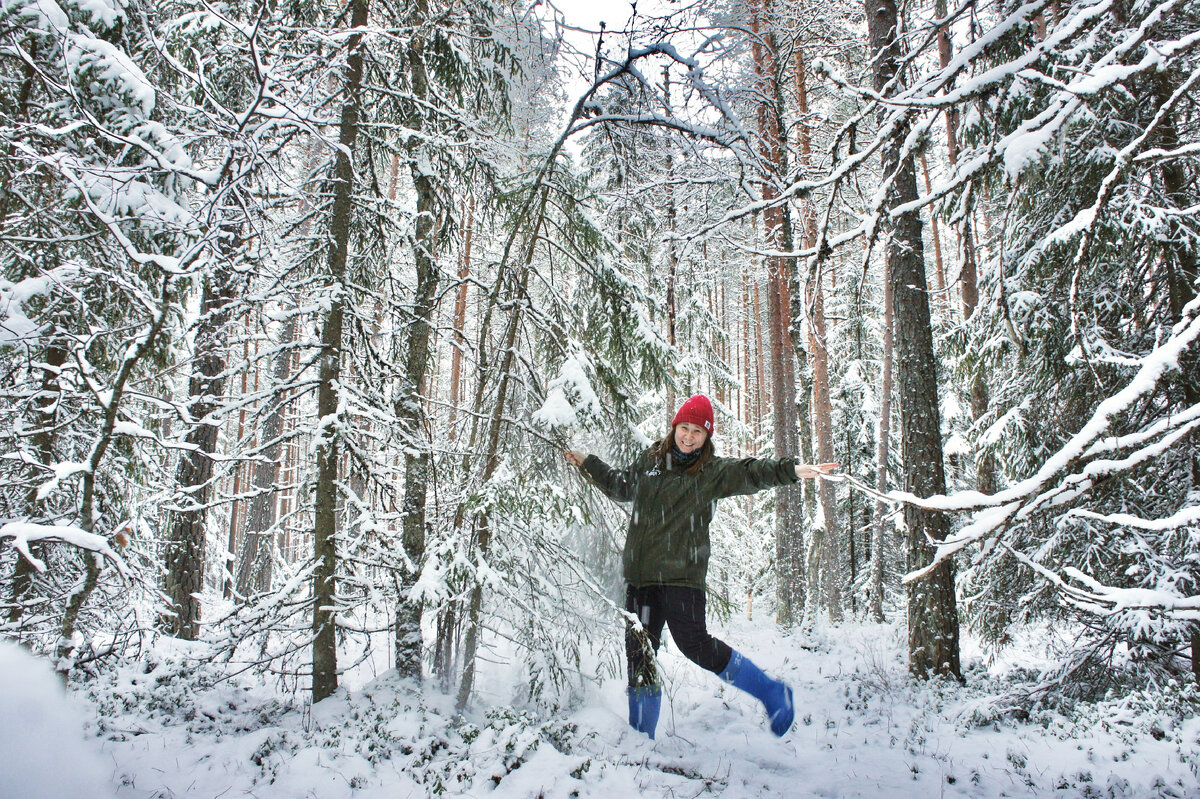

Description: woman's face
[674,422,708,454]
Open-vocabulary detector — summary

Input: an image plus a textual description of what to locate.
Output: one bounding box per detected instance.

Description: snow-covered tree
[0,0,212,672]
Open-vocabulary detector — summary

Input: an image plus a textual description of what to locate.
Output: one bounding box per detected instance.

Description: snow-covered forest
[1,0,1198,795]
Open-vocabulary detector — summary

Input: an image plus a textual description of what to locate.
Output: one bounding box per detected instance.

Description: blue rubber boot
[718,651,794,736]
[627,685,662,739]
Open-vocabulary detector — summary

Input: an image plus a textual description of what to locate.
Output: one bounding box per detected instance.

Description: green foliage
[945,0,1200,671]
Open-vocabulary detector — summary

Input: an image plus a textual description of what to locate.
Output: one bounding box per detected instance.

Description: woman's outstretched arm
[565,450,639,502]
[713,458,840,498]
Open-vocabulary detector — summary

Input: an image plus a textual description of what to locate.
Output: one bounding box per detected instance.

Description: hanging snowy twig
[822,294,1200,581]
[1002,543,1200,622]
[0,522,128,576]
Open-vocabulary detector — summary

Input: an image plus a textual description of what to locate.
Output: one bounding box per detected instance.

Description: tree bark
[393,0,445,681]
[163,257,238,639]
[312,0,370,703]
[870,260,894,623]
[235,314,299,597]
[866,0,960,678]
[750,1,806,627]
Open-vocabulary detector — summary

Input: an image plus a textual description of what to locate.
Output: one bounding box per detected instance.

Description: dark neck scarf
[670,444,700,469]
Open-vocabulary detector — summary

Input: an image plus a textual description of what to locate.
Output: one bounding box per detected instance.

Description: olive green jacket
[581,448,800,589]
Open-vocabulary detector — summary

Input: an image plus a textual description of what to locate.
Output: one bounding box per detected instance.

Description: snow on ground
[0,640,116,799]
[53,618,1200,798]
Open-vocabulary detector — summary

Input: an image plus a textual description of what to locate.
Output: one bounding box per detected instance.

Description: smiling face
[673,422,709,454]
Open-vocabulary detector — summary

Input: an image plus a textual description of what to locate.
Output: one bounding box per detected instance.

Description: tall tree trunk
[870,260,894,623]
[770,72,805,625]
[312,0,370,703]
[920,155,948,304]
[163,247,239,639]
[663,67,679,415]
[224,338,251,598]
[754,259,766,449]
[792,46,819,520]
[456,262,535,711]
[447,194,474,443]
[235,315,299,596]
[808,270,842,621]
[866,0,960,679]
[433,194,475,689]
[237,138,323,598]
[0,45,35,237]
[455,173,553,709]
[1153,72,1200,679]
[59,284,171,676]
[751,1,806,627]
[394,0,443,681]
[741,264,752,439]
[3,55,49,632]
[936,0,993,494]
[791,44,842,621]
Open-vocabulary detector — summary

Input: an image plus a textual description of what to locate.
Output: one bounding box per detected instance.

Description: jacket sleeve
[711,457,800,499]
[580,454,639,503]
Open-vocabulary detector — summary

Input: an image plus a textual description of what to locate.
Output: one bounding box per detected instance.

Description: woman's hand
[796,462,839,479]
[564,450,586,468]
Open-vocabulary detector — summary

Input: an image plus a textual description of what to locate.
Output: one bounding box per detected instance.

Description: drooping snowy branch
[899,298,1200,582]
[0,522,127,575]
[1003,544,1200,623]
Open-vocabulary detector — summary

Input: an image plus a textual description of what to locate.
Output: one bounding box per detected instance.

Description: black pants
[625,584,733,688]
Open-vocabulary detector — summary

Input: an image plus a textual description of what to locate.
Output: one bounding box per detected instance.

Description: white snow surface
[66,620,1198,798]
[65,33,156,117]
[533,353,599,428]
[0,640,117,799]
[66,0,126,29]
[0,264,78,345]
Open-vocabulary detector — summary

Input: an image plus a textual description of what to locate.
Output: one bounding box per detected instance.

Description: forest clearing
[1,0,1198,795]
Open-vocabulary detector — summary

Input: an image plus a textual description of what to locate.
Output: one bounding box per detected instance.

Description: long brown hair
[653,425,715,475]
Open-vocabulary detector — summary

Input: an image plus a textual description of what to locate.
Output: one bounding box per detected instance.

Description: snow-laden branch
[876,295,1200,583]
[11,141,203,277]
[710,0,1198,268]
[1003,544,1200,622]
[0,521,127,575]
[1066,505,1200,532]
[0,263,79,345]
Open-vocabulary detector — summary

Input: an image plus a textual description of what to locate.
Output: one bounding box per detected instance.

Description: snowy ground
[5,618,1198,799]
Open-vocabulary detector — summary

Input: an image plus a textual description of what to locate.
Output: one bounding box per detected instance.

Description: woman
[564,394,837,739]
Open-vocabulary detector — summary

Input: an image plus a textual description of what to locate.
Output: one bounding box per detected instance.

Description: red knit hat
[672,394,714,436]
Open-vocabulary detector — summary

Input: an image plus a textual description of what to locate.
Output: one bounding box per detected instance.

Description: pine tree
[864,0,959,678]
